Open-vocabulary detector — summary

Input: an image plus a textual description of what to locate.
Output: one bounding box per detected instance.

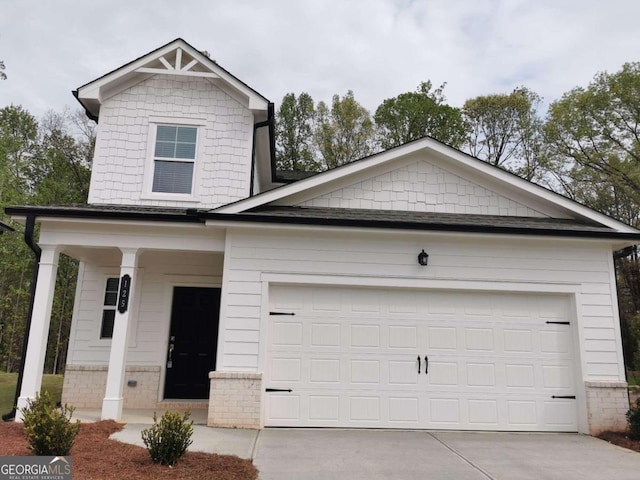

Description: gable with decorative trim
[297,159,546,217]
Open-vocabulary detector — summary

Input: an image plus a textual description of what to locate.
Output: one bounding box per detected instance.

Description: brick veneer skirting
[585,381,629,435]
[208,372,262,429]
[62,365,161,409]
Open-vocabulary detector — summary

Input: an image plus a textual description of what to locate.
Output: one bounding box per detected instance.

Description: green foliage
[627,398,640,439]
[0,60,6,80]
[0,106,91,375]
[544,62,640,222]
[141,411,194,466]
[315,90,374,169]
[374,81,467,150]
[275,92,321,172]
[21,390,80,456]
[464,87,543,172]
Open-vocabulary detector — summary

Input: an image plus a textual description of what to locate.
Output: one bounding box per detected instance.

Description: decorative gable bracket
[135,47,220,79]
[74,38,269,120]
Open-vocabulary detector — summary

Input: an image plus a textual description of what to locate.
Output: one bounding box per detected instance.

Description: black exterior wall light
[417,249,429,266]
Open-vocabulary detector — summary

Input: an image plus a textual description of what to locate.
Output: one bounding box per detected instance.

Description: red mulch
[0,420,259,480]
[598,431,640,453]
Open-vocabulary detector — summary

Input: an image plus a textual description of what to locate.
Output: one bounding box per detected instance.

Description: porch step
[156,400,208,410]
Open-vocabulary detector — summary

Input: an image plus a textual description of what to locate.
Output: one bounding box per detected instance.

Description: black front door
[164,287,221,399]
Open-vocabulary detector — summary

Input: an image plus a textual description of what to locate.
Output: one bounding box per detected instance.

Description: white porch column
[101,248,139,420]
[15,246,60,421]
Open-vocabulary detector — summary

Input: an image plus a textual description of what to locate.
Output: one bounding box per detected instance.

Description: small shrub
[141,410,194,466]
[21,390,80,456]
[628,398,640,440]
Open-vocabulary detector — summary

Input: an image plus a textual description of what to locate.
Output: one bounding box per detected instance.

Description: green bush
[21,391,80,456]
[141,410,194,466]
[628,398,640,440]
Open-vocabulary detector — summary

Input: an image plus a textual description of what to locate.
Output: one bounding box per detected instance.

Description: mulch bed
[598,431,640,453]
[0,420,259,480]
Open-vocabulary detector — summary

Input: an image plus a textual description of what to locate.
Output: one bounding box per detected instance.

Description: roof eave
[74,38,270,121]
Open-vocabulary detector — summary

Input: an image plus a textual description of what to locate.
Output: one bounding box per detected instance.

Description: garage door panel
[350,324,380,347]
[428,361,459,386]
[389,326,418,348]
[504,329,534,352]
[465,328,495,351]
[389,397,420,422]
[311,323,341,346]
[266,286,578,431]
[389,360,420,384]
[428,326,457,349]
[309,395,340,421]
[466,363,496,387]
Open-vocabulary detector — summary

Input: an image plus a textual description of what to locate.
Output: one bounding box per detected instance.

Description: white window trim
[100,275,119,339]
[142,116,207,201]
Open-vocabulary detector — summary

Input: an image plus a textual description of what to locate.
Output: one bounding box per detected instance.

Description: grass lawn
[0,372,63,414]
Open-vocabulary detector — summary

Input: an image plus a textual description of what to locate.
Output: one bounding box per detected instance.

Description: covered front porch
[13,213,226,422]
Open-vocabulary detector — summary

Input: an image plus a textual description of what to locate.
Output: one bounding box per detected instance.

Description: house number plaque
[117,274,131,313]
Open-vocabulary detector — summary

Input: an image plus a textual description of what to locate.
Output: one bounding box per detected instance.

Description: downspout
[2,215,41,421]
[250,102,275,197]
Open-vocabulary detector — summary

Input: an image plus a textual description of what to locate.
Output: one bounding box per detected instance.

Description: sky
[1,0,640,121]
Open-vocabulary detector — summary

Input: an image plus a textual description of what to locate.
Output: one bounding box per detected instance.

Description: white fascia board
[76,39,268,112]
[76,41,189,100]
[205,218,634,249]
[216,137,640,235]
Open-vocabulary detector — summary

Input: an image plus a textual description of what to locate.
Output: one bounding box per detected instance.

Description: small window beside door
[100,277,120,339]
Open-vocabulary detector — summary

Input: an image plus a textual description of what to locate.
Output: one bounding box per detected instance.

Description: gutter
[72,90,99,123]
[2,216,41,422]
[201,211,640,241]
[250,102,275,197]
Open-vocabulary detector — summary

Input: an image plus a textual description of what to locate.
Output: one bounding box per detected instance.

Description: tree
[275,92,321,172]
[374,81,467,150]
[544,62,640,370]
[544,63,640,203]
[315,91,374,169]
[0,105,95,374]
[0,60,6,80]
[464,87,543,171]
[0,105,39,204]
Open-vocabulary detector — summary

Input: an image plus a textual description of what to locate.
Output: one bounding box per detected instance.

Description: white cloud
[1,0,639,120]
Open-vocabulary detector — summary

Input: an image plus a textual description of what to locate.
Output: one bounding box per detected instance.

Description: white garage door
[265,286,578,431]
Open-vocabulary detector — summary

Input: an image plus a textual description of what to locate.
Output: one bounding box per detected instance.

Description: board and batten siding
[66,251,224,367]
[218,227,624,383]
[297,160,546,217]
[88,74,254,209]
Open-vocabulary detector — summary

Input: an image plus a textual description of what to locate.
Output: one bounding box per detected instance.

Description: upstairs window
[100,277,119,339]
[152,125,197,194]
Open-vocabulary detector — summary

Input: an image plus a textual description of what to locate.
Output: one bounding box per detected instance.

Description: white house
[6,39,639,435]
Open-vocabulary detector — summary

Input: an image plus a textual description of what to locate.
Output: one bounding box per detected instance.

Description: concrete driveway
[111,421,640,480]
[252,429,640,480]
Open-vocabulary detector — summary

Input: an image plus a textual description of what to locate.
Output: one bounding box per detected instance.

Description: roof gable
[295,159,547,218]
[216,137,640,235]
[74,38,269,120]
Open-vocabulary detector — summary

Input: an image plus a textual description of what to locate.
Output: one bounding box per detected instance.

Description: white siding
[299,160,546,217]
[88,75,253,208]
[66,252,223,366]
[219,228,622,384]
